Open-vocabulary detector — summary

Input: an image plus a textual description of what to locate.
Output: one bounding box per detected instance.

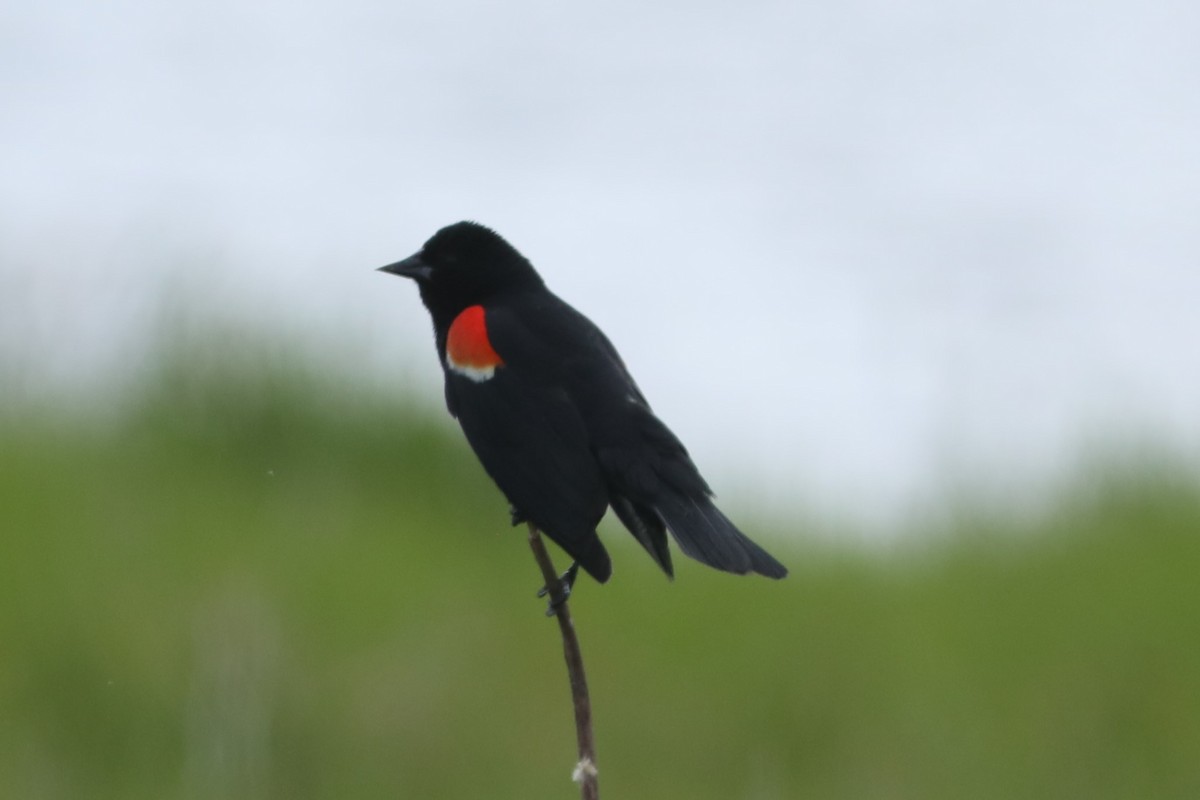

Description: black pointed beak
[377,253,433,281]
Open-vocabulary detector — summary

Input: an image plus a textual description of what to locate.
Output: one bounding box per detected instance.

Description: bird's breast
[445,305,505,382]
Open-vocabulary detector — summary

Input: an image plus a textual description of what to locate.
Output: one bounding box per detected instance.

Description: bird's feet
[509,505,527,527]
[536,561,580,617]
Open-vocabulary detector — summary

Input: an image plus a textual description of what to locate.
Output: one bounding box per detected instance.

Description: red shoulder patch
[446,305,505,374]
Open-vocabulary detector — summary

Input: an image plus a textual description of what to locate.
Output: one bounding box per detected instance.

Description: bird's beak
[377,252,433,281]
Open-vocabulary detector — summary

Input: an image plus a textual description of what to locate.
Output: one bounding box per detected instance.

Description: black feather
[610,495,674,577]
[653,493,788,579]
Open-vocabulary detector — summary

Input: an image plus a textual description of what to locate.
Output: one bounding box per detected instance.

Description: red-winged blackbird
[379,221,787,584]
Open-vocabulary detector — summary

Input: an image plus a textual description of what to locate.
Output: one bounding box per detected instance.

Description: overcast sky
[3,0,1198,531]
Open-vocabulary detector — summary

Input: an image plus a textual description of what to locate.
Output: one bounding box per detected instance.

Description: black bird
[378,221,787,586]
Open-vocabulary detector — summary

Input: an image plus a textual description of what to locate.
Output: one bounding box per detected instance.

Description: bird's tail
[654,493,788,579]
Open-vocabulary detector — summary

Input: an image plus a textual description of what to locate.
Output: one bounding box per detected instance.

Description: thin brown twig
[526,522,599,800]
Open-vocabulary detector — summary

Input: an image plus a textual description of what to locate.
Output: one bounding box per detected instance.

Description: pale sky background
[3,0,1198,531]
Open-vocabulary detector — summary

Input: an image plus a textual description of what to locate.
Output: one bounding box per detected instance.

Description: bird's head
[378,221,543,324]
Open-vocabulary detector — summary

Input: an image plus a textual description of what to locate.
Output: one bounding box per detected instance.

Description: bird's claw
[537,562,580,616]
[509,505,527,527]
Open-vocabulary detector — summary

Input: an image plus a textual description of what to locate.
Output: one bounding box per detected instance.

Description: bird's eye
[426,248,458,267]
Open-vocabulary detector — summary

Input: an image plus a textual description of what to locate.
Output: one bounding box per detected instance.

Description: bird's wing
[488,293,786,580]
[446,304,613,582]
[486,293,708,495]
[486,292,651,419]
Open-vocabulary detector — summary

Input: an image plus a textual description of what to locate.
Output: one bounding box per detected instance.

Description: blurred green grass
[2,345,1198,799]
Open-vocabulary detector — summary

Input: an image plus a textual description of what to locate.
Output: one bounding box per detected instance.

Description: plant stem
[526,522,599,800]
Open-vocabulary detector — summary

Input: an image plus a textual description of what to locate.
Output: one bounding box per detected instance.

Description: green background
[3,344,1198,799]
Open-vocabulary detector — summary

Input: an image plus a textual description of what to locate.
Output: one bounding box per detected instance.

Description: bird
[378,221,787,590]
